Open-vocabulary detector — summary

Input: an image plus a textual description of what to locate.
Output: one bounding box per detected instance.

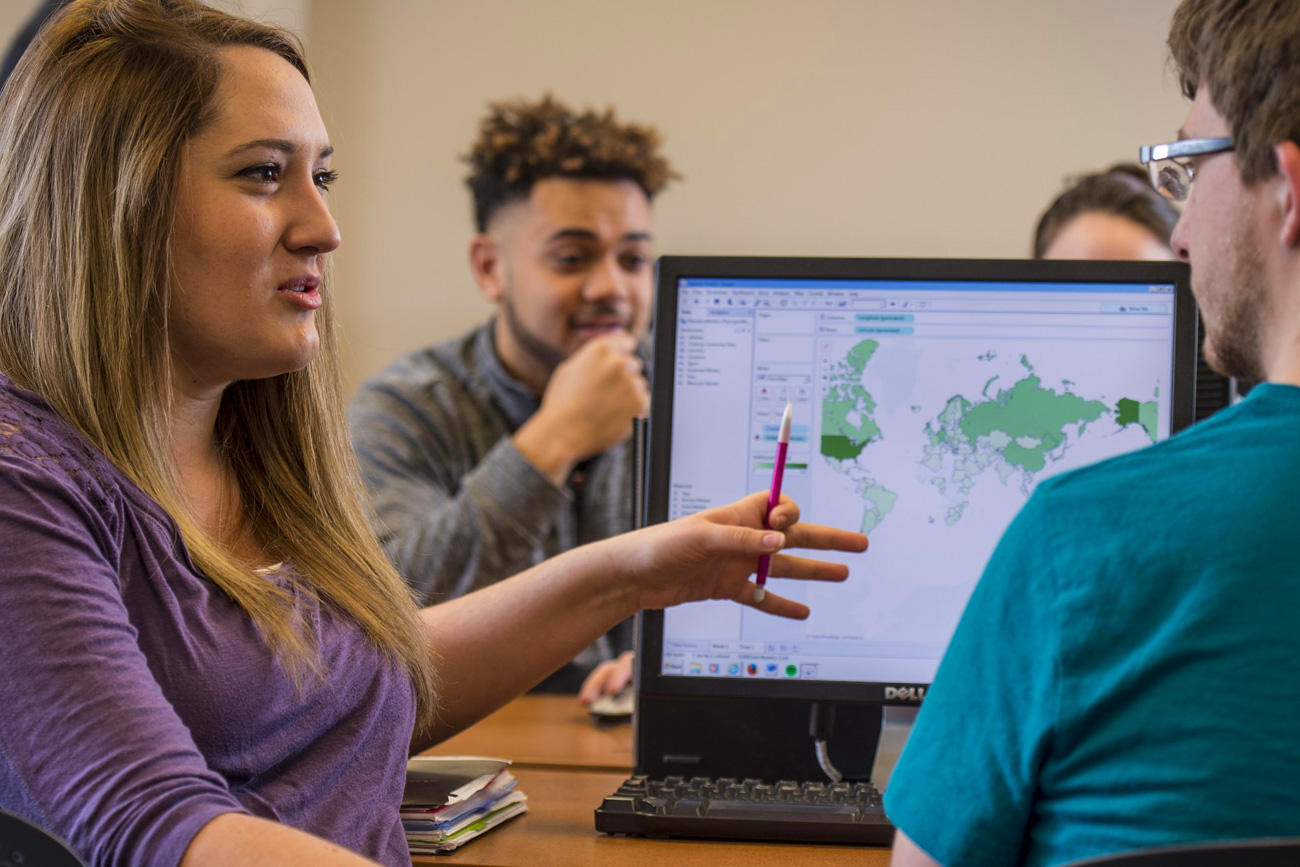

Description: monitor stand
[870,706,917,791]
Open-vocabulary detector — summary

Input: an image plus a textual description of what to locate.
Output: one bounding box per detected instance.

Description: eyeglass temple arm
[1140,136,1234,164]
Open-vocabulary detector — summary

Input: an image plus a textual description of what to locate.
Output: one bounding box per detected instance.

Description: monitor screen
[640,257,1196,704]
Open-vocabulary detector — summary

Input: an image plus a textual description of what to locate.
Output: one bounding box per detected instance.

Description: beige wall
[308,0,1188,392]
[2,0,1190,393]
[0,2,41,45]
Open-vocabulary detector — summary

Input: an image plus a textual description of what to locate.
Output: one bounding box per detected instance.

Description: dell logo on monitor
[884,686,926,702]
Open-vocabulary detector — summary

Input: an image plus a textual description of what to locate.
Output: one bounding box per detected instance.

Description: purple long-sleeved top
[0,375,417,867]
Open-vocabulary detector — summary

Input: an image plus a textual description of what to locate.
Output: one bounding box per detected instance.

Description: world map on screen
[821,339,1158,534]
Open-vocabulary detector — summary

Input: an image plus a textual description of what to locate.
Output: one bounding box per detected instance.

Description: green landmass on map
[820,339,882,461]
[925,395,974,452]
[858,484,899,534]
[1115,397,1159,442]
[955,374,1108,472]
[820,338,897,533]
[918,357,1150,525]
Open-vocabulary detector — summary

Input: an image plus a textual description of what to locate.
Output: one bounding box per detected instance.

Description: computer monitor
[637,257,1196,715]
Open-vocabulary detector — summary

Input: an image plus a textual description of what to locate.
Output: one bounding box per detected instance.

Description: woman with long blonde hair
[0,2,865,865]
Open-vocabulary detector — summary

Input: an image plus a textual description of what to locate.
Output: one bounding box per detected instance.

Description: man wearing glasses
[884,1,1300,865]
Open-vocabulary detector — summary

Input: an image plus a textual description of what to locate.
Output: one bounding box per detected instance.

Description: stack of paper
[401,756,528,855]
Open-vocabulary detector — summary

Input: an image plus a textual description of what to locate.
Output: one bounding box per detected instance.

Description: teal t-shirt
[884,383,1300,867]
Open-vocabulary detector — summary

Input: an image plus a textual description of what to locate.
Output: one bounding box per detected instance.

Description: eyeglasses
[1138,136,1234,202]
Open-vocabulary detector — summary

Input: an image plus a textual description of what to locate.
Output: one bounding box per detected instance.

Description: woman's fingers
[784,521,868,553]
[765,497,801,530]
[735,581,810,620]
[766,552,851,583]
[744,495,864,554]
[686,496,867,619]
[701,522,785,557]
[696,512,863,581]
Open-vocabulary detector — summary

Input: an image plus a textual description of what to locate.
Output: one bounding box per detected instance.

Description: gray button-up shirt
[349,321,636,690]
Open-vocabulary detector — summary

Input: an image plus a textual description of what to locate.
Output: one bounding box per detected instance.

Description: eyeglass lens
[1149,159,1192,202]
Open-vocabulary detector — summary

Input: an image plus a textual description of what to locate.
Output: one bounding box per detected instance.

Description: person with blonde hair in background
[0,2,866,866]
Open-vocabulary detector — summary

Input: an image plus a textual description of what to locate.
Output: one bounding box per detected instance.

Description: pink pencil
[753,401,793,604]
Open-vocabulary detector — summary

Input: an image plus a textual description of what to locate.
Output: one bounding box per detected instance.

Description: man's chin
[1204,333,1265,383]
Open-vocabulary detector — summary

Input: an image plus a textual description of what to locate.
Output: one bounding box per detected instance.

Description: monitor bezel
[638,255,1197,704]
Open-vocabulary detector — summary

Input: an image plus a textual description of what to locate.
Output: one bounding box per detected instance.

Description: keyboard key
[702,800,860,823]
[668,798,703,817]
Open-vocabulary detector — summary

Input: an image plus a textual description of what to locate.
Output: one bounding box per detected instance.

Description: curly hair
[464,94,680,232]
[1033,164,1179,258]
[1169,0,1300,184]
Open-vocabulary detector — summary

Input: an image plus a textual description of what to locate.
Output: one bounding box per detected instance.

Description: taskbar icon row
[661,658,820,680]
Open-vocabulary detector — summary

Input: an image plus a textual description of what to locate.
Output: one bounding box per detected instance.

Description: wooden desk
[413,766,892,867]
[414,695,893,866]
[424,695,633,772]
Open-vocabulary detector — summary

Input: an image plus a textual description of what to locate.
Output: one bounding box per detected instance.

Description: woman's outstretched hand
[612,491,868,619]
[410,492,866,745]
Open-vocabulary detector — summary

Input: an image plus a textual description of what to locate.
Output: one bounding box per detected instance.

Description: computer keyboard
[594,774,894,845]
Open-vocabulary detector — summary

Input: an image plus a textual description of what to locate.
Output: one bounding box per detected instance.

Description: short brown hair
[1169,0,1300,184]
[464,93,680,232]
[1033,164,1178,258]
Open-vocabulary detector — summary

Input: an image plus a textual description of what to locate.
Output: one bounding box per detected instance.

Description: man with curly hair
[886,0,1300,864]
[350,95,677,694]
